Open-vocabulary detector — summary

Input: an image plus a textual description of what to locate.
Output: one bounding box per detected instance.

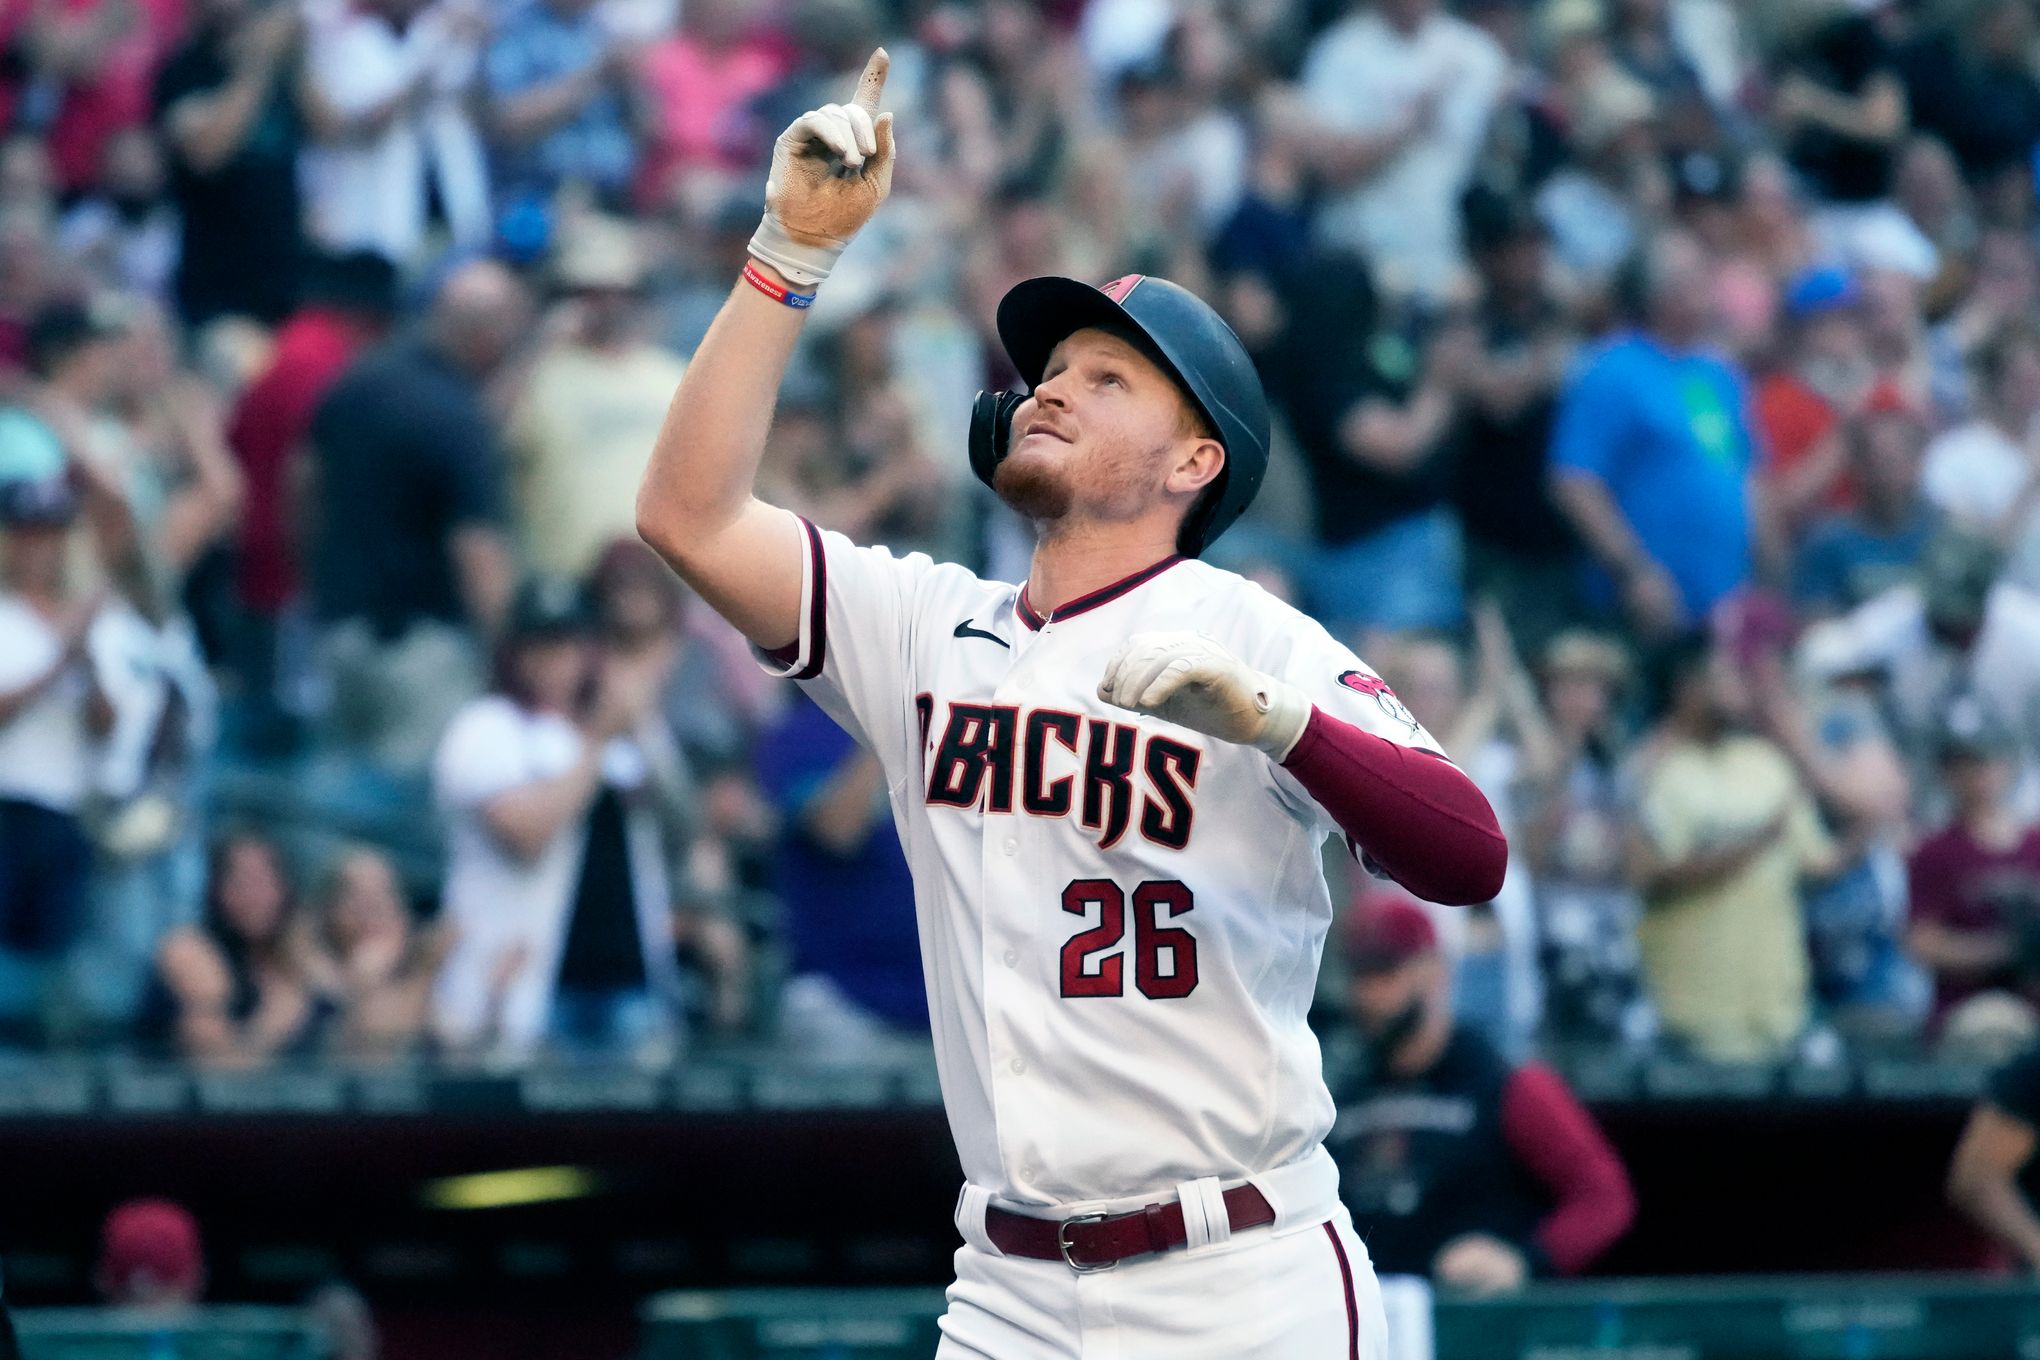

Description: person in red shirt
[224,249,396,752]
[1907,698,2040,1030]
[0,0,188,194]
[1327,897,1635,1294]
[1755,265,1878,531]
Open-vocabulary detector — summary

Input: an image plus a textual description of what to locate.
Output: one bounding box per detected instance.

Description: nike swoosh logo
[953,620,1010,647]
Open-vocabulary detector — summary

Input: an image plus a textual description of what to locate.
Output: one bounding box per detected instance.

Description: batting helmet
[969,273,1271,558]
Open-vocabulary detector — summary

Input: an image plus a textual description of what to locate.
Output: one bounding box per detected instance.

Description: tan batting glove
[1097,631,1313,760]
[749,48,896,288]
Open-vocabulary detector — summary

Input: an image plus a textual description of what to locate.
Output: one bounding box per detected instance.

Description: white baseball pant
[936,1199,1386,1359]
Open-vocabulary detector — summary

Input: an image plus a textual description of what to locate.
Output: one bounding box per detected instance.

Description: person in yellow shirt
[509,214,689,579]
[1627,633,1843,1061]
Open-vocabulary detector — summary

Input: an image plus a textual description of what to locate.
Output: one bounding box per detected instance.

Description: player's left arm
[1098,631,1507,906]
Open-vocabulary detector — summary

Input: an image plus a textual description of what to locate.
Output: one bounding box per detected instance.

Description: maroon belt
[984,1184,1276,1272]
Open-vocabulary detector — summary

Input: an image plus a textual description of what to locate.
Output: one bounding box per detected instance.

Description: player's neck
[1025,523,1182,617]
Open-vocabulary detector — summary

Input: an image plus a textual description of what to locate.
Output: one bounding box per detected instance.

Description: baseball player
[636,50,1508,1359]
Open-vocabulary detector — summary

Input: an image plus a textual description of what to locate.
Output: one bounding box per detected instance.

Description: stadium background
[5,0,2040,1354]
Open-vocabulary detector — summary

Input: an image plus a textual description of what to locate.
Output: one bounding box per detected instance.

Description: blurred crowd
[10,0,2040,1084]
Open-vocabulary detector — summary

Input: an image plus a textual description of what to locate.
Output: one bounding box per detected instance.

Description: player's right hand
[749,48,896,288]
[1097,631,1313,760]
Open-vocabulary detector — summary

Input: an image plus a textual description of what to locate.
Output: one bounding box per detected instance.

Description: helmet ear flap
[969,389,1028,488]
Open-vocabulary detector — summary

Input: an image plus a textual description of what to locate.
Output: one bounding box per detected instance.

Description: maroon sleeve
[1278,706,1508,906]
[1499,1062,1636,1275]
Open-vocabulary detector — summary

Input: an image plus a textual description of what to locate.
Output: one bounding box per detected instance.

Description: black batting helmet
[968,273,1271,558]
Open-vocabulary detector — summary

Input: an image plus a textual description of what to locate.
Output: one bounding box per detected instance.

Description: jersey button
[1021,1163,1041,1181]
[1002,837,1018,856]
[1009,1057,1026,1075]
[1002,949,1018,968]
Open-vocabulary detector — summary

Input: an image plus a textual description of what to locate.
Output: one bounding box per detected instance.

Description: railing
[0,1044,2000,1121]
[13,1306,330,1359]
[641,1275,2040,1360]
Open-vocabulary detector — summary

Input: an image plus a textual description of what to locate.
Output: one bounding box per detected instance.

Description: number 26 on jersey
[1059,878,1198,1000]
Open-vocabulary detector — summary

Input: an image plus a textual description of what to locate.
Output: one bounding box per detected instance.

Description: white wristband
[747,211,846,289]
[1253,678,1313,761]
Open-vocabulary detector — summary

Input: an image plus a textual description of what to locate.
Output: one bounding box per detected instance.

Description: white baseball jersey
[760,518,1443,1209]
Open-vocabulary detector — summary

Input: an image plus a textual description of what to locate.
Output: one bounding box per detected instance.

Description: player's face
[994,329,1219,533]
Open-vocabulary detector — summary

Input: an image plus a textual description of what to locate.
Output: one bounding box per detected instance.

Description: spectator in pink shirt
[636,0,787,204]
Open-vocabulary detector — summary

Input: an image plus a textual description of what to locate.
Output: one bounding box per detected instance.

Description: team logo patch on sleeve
[1338,670,1420,733]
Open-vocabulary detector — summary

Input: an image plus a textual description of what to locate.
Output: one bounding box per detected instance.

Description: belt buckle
[1057,1212,1116,1273]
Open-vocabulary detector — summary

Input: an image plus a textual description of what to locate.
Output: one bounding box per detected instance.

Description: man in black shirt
[1328,898,1636,1293]
[153,0,307,325]
[1775,0,1911,206]
[308,260,525,779]
[1949,1042,2040,1268]
[1452,195,1581,656]
[1899,0,2040,189]
[1267,252,1472,636]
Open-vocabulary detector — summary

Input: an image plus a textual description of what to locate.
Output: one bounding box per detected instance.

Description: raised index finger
[851,47,890,114]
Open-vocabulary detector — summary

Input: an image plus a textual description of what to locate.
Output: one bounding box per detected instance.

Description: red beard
[991,446,1074,522]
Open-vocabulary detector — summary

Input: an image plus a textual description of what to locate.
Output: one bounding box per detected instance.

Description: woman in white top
[0,476,114,1038]
[430,575,693,1062]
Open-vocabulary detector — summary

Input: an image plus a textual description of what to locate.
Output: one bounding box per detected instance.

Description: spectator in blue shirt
[754,689,927,1061]
[1550,229,1758,639]
[1794,392,1939,618]
[483,0,643,212]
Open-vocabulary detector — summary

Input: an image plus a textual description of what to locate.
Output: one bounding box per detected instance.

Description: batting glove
[1098,631,1312,760]
[749,48,896,288]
